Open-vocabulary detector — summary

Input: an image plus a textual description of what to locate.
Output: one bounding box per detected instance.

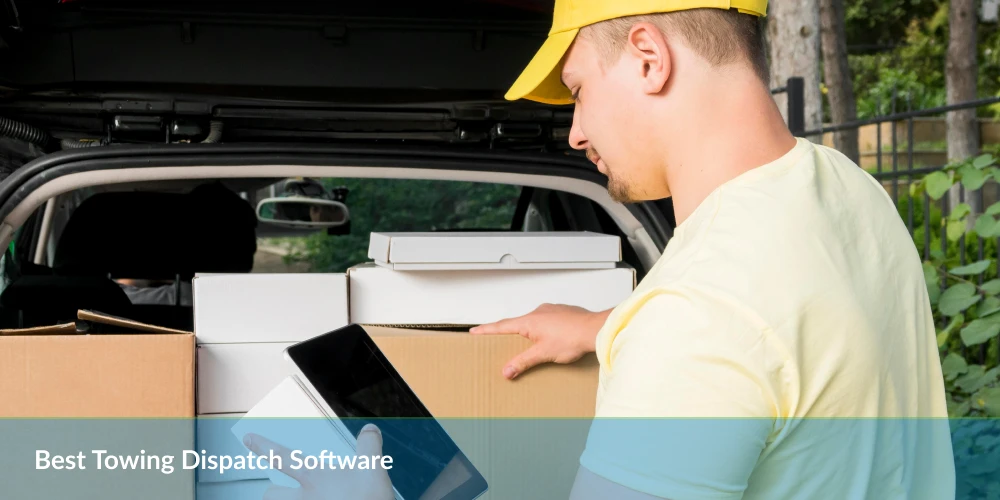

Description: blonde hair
[579,8,769,83]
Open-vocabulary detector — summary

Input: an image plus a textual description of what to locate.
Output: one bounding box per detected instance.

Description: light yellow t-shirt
[578,138,955,499]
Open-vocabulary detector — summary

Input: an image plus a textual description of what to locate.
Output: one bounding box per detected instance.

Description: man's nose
[568,110,588,151]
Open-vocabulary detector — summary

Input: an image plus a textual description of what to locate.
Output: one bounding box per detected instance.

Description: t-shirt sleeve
[579,291,781,500]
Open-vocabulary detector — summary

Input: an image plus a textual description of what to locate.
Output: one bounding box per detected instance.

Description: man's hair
[579,8,769,84]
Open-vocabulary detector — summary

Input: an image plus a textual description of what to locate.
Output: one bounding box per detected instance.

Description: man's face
[561,33,669,203]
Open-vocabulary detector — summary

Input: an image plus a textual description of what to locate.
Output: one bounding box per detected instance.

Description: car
[0,0,674,330]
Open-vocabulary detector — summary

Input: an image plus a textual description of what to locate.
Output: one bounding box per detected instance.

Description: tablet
[285,324,489,500]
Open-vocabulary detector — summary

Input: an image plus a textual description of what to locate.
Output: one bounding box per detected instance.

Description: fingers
[263,485,303,500]
[470,315,528,336]
[355,423,384,458]
[242,433,307,483]
[504,344,552,380]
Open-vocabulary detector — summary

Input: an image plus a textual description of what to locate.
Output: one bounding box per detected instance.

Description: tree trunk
[768,0,823,135]
[819,0,859,164]
[946,0,980,214]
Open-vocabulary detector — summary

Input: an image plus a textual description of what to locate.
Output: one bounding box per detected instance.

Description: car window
[253,178,522,273]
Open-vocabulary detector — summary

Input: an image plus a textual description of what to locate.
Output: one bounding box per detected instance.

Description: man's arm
[573,292,778,500]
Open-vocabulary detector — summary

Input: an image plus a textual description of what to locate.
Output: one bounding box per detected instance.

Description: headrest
[53,182,258,280]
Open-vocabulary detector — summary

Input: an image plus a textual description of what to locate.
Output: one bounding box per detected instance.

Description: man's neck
[661,75,798,226]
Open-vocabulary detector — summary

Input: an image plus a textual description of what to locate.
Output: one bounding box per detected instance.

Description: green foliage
[912,154,1000,420]
[845,0,1000,120]
[279,179,521,273]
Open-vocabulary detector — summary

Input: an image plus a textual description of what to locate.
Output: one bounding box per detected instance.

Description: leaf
[925,170,954,200]
[909,179,924,198]
[974,154,996,169]
[947,219,966,242]
[930,248,945,261]
[951,260,991,276]
[942,353,969,381]
[978,296,1000,318]
[983,280,1000,296]
[960,164,989,191]
[976,215,1000,238]
[955,366,1000,394]
[923,262,939,287]
[947,398,971,417]
[987,202,1000,217]
[950,203,972,221]
[973,387,1000,417]
[938,314,964,347]
[961,319,1000,347]
[939,283,980,316]
[928,283,941,306]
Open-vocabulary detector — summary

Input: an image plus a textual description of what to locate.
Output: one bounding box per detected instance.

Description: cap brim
[504,29,578,105]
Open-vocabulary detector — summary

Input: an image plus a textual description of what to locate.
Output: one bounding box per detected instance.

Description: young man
[246,1,955,498]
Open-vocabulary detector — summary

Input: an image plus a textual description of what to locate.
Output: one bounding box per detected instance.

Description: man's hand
[470,304,612,380]
[243,424,394,500]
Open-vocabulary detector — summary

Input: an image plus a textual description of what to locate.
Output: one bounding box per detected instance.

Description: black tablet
[286,324,488,500]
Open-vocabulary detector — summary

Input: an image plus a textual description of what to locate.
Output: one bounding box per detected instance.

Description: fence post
[786,77,806,137]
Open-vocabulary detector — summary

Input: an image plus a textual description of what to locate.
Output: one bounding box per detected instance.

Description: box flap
[0,323,78,336]
[367,232,621,267]
[78,310,193,335]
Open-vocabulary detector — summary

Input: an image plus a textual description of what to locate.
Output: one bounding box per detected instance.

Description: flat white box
[368,231,621,270]
[193,273,349,344]
[197,343,294,414]
[231,377,353,489]
[349,264,635,325]
[196,413,271,483]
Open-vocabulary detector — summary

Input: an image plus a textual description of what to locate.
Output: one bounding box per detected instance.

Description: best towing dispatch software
[36,449,394,475]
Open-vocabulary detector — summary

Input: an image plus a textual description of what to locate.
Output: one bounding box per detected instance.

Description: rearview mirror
[256,197,350,229]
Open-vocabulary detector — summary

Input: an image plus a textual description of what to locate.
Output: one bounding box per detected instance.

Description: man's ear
[626,22,671,96]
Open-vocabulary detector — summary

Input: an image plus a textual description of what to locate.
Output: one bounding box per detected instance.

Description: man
[247,1,955,498]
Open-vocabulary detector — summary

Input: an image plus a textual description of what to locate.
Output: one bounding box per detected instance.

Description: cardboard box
[236,327,597,499]
[193,274,349,344]
[369,326,599,417]
[349,264,635,326]
[197,342,294,414]
[369,231,621,270]
[0,310,195,417]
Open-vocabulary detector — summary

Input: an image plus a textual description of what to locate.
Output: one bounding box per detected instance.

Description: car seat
[0,182,257,330]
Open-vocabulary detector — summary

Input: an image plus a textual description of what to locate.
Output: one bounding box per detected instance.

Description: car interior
[0,176,649,332]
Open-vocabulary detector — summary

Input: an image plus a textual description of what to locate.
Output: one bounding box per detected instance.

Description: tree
[946,0,980,214]
[819,0,860,164]
[768,0,823,133]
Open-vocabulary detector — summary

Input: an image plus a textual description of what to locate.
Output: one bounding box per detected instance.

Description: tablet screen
[287,324,488,500]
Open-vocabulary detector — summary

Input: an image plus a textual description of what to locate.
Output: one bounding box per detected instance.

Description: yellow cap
[505,0,768,105]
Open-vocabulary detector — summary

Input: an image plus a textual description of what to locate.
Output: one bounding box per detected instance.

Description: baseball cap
[505,0,768,105]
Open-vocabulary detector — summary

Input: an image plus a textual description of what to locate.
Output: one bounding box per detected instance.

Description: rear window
[254,178,522,273]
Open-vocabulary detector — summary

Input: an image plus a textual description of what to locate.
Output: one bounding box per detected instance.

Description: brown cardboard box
[367,326,599,418]
[366,326,597,498]
[0,311,196,500]
[0,310,195,417]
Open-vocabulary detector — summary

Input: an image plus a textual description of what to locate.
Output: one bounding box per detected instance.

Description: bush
[908,153,1000,418]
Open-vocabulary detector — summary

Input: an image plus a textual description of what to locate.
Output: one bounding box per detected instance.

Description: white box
[349,264,635,325]
[231,377,354,489]
[197,343,294,414]
[196,413,271,483]
[193,273,349,343]
[368,231,621,270]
